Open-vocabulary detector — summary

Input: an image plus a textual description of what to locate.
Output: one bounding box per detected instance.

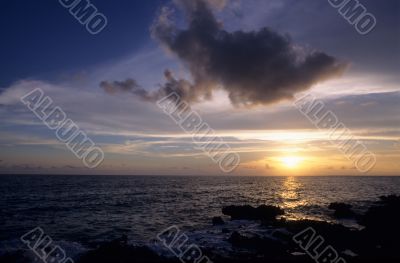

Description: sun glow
[281,156,302,168]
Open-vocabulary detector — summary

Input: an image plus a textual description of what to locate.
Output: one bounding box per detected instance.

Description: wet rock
[212,216,225,225]
[222,228,230,234]
[228,231,244,244]
[0,251,33,263]
[271,229,291,240]
[328,202,356,218]
[358,195,400,248]
[359,195,400,229]
[274,218,360,252]
[228,231,286,255]
[378,195,400,206]
[222,205,284,221]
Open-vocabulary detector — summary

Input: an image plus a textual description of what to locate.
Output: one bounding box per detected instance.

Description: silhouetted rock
[378,195,400,206]
[328,202,356,218]
[222,228,230,234]
[212,216,225,225]
[222,205,284,221]
[228,231,286,255]
[274,218,358,251]
[216,198,400,262]
[359,195,400,229]
[358,195,400,248]
[0,251,33,263]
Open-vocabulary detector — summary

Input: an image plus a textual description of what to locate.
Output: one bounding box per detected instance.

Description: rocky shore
[1,195,399,263]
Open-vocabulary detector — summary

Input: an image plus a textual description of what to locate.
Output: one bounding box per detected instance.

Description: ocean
[1,175,399,260]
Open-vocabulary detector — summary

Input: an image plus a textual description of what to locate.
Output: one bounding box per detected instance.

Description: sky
[0,0,399,176]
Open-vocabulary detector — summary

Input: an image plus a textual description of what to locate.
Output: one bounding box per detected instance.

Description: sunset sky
[0,0,399,175]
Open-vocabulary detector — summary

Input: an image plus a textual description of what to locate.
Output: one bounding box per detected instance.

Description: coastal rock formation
[358,195,400,248]
[212,216,225,225]
[328,202,357,218]
[2,196,400,263]
[222,205,284,221]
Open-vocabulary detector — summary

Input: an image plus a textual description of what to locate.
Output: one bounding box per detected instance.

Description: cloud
[174,0,228,11]
[101,79,141,95]
[100,78,156,101]
[265,163,272,170]
[103,0,347,107]
[100,70,207,103]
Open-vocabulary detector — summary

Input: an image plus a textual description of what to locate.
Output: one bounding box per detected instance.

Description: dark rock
[271,230,290,240]
[0,251,33,263]
[228,231,287,255]
[222,205,284,221]
[228,231,244,245]
[358,195,400,248]
[222,228,230,234]
[274,219,358,250]
[212,216,225,225]
[328,202,356,218]
[378,195,400,206]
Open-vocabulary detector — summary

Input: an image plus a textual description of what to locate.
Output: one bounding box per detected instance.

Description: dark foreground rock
[358,195,400,249]
[228,231,287,255]
[222,205,284,221]
[328,202,357,218]
[220,196,400,263]
[212,216,225,225]
[0,251,33,263]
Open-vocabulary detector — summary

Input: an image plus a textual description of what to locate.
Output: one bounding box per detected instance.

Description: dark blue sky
[1,0,398,90]
[0,0,164,88]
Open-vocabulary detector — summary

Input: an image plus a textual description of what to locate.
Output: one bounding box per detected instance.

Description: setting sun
[281,156,302,168]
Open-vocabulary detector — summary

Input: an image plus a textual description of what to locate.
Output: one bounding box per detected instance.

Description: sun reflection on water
[280,176,307,212]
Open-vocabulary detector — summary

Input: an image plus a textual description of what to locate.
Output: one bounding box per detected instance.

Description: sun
[281,156,302,168]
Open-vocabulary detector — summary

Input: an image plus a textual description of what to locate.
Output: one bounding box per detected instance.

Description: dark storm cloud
[102,0,347,106]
